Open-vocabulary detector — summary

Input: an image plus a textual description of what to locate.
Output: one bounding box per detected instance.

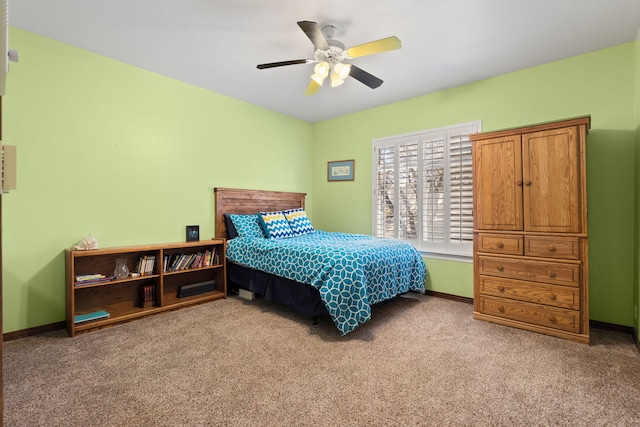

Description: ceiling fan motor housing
[315,24,346,64]
[314,45,345,64]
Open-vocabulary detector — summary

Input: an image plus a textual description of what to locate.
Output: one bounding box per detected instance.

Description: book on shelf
[177,254,189,270]
[75,273,105,281]
[139,283,156,308]
[146,255,155,275]
[177,254,191,270]
[136,255,156,276]
[74,274,114,286]
[185,253,198,269]
[169,254,183,271]
[190,253,202,269]
[74,310,110,324]
[164,247,219,272]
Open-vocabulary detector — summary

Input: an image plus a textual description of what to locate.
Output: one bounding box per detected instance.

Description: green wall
[313,42,638,326]
[3,28,640,334]
[1,29,314,333]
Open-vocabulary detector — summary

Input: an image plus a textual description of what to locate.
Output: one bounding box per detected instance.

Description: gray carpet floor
[3,294,640,426]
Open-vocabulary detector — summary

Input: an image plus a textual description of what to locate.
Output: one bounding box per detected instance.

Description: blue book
[74,310,110,324]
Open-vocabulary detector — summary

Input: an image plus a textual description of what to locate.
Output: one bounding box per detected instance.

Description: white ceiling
[10,0,640,123]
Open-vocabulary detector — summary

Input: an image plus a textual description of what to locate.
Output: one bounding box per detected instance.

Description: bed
[214,187,427,335]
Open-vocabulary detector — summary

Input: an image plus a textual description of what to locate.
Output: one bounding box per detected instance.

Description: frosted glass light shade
[314,62,329,77]
[311,61,330,86]
[330,73,344,87]
[334,63,351,79]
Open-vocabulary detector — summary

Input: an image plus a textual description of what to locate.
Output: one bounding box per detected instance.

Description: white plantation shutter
[421,133,445,251]
[373,121,481,257]
[397,140,419,242]
[375,145,395,238]
[447,128,475,254]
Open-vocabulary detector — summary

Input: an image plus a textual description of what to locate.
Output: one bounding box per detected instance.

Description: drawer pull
[547,245,556,252]
[498,306,505,313]
[496,242,504,249]
[497,286,505,293]
[548,315,557,324]
[547,271,556,278]
[549,294,557,301]
[497,266,504,272]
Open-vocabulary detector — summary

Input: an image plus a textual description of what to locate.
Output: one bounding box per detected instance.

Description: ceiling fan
[257,21,401,95]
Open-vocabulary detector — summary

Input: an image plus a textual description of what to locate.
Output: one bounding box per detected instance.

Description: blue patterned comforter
[226,231,427,335]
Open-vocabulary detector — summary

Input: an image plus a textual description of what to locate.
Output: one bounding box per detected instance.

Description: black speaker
[178,280,216,298]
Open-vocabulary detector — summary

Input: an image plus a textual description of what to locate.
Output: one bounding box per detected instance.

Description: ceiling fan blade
[257,59,311,69]
[304,79,321,96]
[297,21,329,50]
[349,65,383,89]
[346,36,402,59]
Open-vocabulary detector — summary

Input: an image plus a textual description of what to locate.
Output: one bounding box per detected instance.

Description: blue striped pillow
[282,208,315,236]
[259,211,294,239]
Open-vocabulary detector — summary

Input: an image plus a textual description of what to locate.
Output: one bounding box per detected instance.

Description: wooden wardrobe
[471,116,590,344]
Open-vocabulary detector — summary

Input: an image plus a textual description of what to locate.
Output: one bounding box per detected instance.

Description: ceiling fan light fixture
[314,61,330,77]
[311,61,330,85]
[334,63,351,79]
[311,73,326,86]
[330,73,344,87]
[257,21,401,95]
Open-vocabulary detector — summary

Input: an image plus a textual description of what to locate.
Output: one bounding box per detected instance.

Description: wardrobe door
[473,135,523,231]
[522,126,581,233]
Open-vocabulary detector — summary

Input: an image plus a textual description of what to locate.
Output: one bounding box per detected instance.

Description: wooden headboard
[214,188,306,239]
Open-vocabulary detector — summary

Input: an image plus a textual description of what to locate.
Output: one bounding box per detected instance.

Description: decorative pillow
[223,214,239,239]
[228,214,266,238]
[282,208,315,236]
[259,211,294,239]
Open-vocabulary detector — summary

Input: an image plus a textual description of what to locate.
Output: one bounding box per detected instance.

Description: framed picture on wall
[327,159,355,182]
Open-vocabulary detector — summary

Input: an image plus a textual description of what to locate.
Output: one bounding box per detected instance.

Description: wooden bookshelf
[65,239,226,337]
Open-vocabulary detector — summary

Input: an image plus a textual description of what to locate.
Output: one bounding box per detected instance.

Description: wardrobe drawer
[476,233,523,256]
[478,295,580,333]
[477,255,580,287]
[478,276,579,310]
[524,236,580,260]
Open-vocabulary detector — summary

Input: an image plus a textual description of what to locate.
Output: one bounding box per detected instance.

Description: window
[372,121,481,257]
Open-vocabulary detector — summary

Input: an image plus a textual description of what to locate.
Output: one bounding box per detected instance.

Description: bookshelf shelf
[73,274,162,289]
[65,239,226,337]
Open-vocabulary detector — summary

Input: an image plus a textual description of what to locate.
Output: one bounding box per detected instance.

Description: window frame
[372,120,481,259]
